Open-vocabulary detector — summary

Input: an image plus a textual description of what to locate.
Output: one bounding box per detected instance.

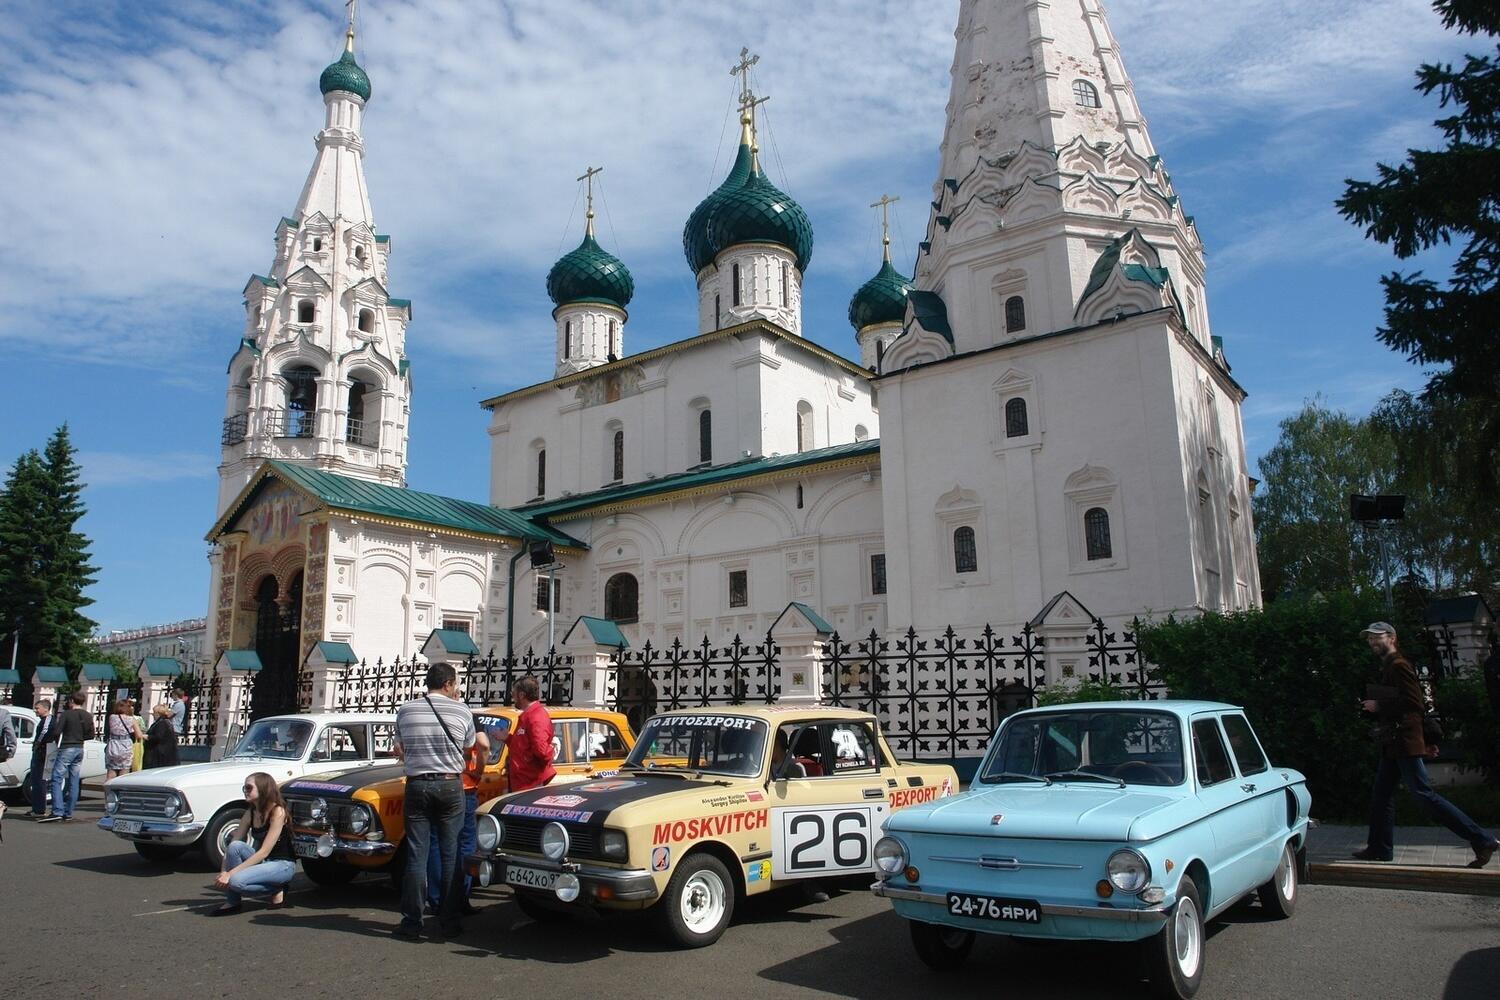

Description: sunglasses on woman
[242,784,255,793]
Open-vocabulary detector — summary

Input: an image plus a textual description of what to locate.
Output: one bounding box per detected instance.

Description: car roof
[475,704,629,723]
[1010,699,1242,718]
[653,704,876,723]
[257,712,396,724]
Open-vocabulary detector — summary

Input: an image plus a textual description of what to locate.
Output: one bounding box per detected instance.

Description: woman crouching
[212,771,296,915]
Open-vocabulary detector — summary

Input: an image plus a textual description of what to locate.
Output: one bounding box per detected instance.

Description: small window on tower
[732,263,742,307]
[536,449,547,498]
[795,484,804,509]
[312,237,323,252]
[354,245,365,263]
[1005,295,1026,332]
[298,300,316,324]
[1005,397,1029,438]
[1072,80,1101,108]
[871,553,887,595]
[610,319,618,356]
[564,321,571,360]
[715,294,721,329]
[781,261,789,308]
[728,569,749,609]
[358,309,375,334]
[612,429,624,483]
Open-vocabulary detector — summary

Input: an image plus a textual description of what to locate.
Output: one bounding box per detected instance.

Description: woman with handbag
[211,771,296,915]
[104,699,144,780]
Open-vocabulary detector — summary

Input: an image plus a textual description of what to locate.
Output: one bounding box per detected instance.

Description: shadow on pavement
[1444,947,1500,1000]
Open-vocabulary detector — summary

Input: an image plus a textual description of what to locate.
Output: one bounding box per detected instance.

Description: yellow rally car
[466,705,958,947]
[281,705,634,888]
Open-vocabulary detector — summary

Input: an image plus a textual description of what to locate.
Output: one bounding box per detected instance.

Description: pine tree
[1337,1,1500,490]
[0,450,49,683]
[37,424,98,667]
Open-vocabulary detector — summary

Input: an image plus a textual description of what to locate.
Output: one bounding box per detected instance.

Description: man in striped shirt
[393,662,475,940]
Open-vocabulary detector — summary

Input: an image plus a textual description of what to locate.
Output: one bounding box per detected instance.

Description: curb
[1307,861,1500,897]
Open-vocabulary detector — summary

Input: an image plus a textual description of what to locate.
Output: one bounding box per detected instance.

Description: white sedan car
[100,712,396,866]
[0,707,107,802]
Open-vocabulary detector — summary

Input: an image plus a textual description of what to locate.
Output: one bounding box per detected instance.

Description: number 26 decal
[772,805,875,880]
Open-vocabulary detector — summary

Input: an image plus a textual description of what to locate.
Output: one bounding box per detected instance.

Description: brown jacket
[1373,650,1426,758]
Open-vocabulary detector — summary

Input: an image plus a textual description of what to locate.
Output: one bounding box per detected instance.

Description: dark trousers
[428,788,478,905]
[29,751,49,813]
[1367,754,1497,857]
[401,777,464,931]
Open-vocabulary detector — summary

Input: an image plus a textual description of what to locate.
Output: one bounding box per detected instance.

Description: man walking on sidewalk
[28,698,56,816]
[42,691,94,823]
[1355,622,1499,867]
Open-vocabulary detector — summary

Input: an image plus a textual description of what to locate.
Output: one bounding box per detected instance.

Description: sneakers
[1470,841,1498,869]
[37,814,63,824]
[393,922,422,941]
[1350,847,1392,862]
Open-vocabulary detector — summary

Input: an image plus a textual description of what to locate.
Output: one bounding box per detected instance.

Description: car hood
[488,771,747,828]
[884,783,1187,842]
[106,758,300,790]
[284,764,405,799]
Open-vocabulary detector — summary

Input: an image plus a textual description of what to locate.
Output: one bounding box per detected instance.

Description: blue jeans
[49,747,84,818]
[402,776,464,931]
[222,840,296,905]
[1367,755,1499,857]
[428,789,478,905]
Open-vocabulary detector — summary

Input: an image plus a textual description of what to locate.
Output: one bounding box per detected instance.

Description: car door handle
[1241,783,1256,793]
[863,788,885,800]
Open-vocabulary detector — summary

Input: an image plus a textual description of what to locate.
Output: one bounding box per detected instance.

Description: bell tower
[216,5,411,516]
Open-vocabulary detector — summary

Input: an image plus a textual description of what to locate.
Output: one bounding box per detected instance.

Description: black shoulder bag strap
[424,695,463,760]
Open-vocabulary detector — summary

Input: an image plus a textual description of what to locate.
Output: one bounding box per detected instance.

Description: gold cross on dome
[871,194,900,260]
[731,47,760,109]
[577,165,603,235]
[344,0,358,50]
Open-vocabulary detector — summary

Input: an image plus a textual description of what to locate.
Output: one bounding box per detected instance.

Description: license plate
[945,892,1042,923]
[505,865,559,890]
[293,840,320,859]
[114,819,143,835]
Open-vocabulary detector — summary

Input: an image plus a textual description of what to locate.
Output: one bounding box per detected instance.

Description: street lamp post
[1349,494,1406,610]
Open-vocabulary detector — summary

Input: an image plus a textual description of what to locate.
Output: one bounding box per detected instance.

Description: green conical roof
[547,231,634,309]
[683,132,813,275]
[683,139,754,274]
[320,49,371,102]
[848,258,913,331]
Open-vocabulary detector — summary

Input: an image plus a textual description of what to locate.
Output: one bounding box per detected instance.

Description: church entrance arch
[250,571,304,720]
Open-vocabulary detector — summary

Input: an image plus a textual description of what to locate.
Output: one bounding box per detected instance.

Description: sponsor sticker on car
[651,845,671,872]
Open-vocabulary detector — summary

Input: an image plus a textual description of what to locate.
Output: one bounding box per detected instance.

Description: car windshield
[979,709,1184,786]
[623,714,768,777]
[228,718,315,760]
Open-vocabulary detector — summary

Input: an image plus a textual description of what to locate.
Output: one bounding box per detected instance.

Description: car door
[1219,712,1284,875]
[6,714,35,784]
[303,723,375,773]
[768,719,891,883]
[1190,714,1262,907]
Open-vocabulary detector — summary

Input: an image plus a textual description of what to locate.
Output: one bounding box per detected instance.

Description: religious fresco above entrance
[241,482,303,546]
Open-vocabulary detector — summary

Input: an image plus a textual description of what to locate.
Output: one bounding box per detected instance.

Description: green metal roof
[1078,231,1172,307]
[0,668,20,685]
[140,657,182,677]
[684,138,755,273]
[33,666,69,684]
[706,168,814,271]
[773,602,833,635]
[212,462,583,549]
[279,216,300,231]
[248,274,278,288]
[388,297,411,308]
[80,663,117,681]
[221,650,263,671]
[848,258,913,331]
[375,234,390,244]
[564,616,630,649]
[521,440,880,520]
[424,629,481,656]
[320,48,371,101]
[906,290,953,343]
[547,230,633,309]
[311,641,359,665]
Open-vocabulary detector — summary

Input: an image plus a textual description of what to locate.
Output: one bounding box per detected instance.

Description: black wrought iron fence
[605,634,779,734]
[325,648,575,715]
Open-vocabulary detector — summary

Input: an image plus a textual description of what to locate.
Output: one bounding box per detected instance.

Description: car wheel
[1257,842,1298,919]
[134,842,188,863]
[656,852,735,948]
[514,891,571,924]
[201,807,243,871]
[910,920,975,970]
[301,858,360,886]
[1145,874,1205,999]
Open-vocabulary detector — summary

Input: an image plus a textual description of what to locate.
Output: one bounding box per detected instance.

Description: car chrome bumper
[292,832,397,858]
[871,880,1169,924]
[466,851,659,902]
[98,815,206,846]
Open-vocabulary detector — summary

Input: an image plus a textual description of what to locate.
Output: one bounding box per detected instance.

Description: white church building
[206,0,1259,718]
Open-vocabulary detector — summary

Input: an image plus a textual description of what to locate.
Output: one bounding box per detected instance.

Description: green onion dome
[546,231,634,310]
[705,167,814,273]
[320,49,371,102]
[848,259,913,331]
[683,140,755,275]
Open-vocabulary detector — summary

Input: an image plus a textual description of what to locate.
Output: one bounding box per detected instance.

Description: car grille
[115,789,174,818]
[501,818,602,861]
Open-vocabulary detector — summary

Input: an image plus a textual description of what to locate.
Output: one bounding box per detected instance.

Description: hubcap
[1174,896,1202,979]
[679,870,726,934]
[1278,846,1296,902]
[217,821,240,859]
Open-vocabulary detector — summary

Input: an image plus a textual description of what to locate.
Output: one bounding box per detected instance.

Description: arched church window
[564,321,571,360]
[612,429,624,483]
[346,377,378,446]
[1005,397,1029,438]
[604,572,639,624]
[781,261,789,308]
[353,245,366,264]
[311,237,323,253]
[715,294,721,330]
[698,409,712,465]
[796,484,804,509]
[610,319,618,357]
[953,526,978,574]
[1085,507,1112,560]
[284,366,318,438]
[358,309,375,334]
[536,449,547,498]
[875,339,885,370]
[298,300,316,324]
[1072,80,1101,108]
[1005,295,1026,332]
[854,424,869,442]
[732,263,742,307]
[796,401,814,453]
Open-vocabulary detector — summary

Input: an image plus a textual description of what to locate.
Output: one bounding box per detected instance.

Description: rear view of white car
[0,706,107,804]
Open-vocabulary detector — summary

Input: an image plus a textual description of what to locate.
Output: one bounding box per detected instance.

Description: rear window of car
[1192,718,1236,786]
[1220,714,1268,776]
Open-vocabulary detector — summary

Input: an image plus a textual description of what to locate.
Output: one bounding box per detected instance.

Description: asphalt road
[3,792,1497,1000]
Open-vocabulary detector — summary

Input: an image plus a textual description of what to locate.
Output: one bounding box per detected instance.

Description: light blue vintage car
[871,701,1311,999]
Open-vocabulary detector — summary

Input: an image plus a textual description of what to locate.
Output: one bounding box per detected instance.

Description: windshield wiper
[985,771,1052,785]
[1044,770,1125,787]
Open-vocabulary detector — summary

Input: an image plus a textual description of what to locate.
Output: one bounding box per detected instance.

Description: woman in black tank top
[211,771,297,915]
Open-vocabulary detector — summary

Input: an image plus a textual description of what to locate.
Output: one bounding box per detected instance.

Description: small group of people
[105,696,183,778]
[207,666,558,937]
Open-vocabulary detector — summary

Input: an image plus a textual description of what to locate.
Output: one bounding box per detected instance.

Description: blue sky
[0,0,1475,633]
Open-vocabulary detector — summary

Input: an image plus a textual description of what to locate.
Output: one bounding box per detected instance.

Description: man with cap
[1354,621,1498,867]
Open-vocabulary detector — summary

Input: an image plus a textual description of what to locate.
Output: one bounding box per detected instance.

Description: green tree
[1337,1,1500,492]
[0,450,49,679]
[37,424,98,666]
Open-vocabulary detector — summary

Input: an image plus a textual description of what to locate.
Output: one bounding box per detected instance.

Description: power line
[555,183,582,257]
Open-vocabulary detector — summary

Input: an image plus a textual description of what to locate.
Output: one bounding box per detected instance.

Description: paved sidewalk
[1306,822,1500,897]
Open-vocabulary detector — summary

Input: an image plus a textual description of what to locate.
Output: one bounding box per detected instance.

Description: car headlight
[541,821,570,861]
[309,797,328,822]
[600,829,628,860]
[874,836,907,877]
[106,790,119,815]
[1107,849,1150,894]
[476,814,501,852]
[346,805,371,835]
[163,793,181,819]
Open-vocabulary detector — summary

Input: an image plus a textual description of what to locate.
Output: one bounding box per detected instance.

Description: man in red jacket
[502,676,557,792]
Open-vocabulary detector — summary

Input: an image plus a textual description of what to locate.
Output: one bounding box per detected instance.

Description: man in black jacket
[40,692,93,822]
[29,698,56,816]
